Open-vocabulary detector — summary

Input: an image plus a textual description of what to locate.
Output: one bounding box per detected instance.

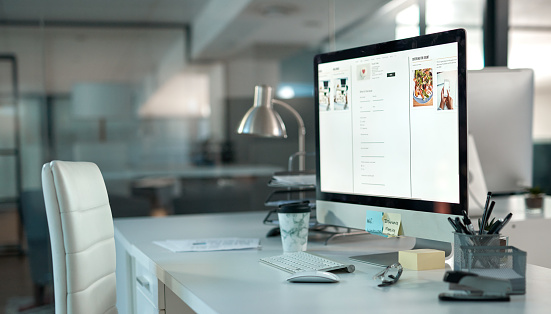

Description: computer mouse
[286,271,340,283]
[266,227,280,237]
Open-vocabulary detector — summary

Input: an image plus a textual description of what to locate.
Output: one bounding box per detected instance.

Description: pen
[448,217,462,233]
[485,201,496,232]
[461,210,475,234]
[480,192,492,234]
[487,220,502,234]
[455,217,471,235]
[493,213,513,234]
[483,192,492,211]
[480,200,495,234]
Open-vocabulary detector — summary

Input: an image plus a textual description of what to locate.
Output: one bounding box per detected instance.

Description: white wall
[207,63,227,142]
[509,30,551,141]
[0,26,186,94]
[226,58,280,98]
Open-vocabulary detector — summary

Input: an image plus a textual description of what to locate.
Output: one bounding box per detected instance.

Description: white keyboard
[260,251,355,273]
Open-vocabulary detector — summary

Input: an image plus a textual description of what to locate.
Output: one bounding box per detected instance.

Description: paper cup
[278,203,311,252]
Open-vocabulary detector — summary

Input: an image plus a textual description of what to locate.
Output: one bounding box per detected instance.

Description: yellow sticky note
[399,249,445,270]
[382,213,401,237]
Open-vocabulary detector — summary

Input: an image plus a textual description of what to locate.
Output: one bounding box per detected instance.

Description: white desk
[114,211,551,314]
[493,195,551,268]
[102,164,282,181]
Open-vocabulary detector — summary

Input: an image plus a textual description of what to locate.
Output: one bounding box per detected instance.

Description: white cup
[278,203,311,252]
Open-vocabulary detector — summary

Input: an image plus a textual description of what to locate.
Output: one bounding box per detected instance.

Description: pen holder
[453,232,505,270]
[453,232,526,295]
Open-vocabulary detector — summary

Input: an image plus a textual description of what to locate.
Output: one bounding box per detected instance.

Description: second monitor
[467,67,534,195]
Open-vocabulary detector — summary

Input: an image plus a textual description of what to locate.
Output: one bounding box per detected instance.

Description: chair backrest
[42,161,117,314]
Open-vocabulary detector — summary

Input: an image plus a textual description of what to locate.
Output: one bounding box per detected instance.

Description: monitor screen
[467,67,534,195]
[314,29,467,258]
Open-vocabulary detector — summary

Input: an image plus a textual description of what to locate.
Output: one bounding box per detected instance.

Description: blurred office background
[0,0,550,312]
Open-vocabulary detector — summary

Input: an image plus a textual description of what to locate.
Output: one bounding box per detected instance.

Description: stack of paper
[154,238,261,252]
[269,171,316,187]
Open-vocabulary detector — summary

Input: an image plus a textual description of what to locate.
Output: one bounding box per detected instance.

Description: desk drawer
[136,286,158,314]
[134,255,160,310]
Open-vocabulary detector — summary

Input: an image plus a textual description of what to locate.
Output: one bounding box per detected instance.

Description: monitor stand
[349,237,453,267]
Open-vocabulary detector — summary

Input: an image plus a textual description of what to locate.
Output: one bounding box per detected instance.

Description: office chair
[42,161,117,314]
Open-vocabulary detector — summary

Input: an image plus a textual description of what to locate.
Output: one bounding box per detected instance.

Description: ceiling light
[257,4,298,17]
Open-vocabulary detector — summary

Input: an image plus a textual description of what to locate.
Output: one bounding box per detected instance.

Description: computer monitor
[467,67,534,195]
[314,29,467,265]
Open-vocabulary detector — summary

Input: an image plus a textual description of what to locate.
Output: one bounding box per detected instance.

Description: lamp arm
[272,99,306,171]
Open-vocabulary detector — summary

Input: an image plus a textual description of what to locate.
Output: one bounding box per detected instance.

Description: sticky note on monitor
[382,213,401,237]
[365,211,387,237]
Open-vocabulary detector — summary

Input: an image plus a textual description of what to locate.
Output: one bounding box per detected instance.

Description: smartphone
[444,80,450,97]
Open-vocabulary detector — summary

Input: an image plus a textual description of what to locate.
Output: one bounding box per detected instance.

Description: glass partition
[0,0,548,216]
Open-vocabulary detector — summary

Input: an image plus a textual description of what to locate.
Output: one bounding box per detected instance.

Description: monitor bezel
[314,28,468,216]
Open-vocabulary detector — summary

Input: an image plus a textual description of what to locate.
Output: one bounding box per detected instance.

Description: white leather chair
[42,161,117,314]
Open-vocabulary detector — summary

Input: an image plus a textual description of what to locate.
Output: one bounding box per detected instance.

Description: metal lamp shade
[237,85,288,138]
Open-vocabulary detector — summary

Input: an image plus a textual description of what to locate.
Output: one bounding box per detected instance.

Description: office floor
[0,210,53,314]
[0,254,54,314]
[0,254,33,312]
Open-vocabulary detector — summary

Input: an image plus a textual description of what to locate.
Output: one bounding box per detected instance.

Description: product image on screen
[412,68,433,106]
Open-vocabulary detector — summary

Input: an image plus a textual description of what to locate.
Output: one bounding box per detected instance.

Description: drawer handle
[136,276,150,291]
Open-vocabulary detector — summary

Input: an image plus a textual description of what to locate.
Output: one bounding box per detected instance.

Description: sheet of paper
[154,238,261,252]
[270,174,316,186]
[382,213,402,237]
[365,211,387,237]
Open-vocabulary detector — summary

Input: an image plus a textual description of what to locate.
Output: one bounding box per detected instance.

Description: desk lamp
[237,85,306,171]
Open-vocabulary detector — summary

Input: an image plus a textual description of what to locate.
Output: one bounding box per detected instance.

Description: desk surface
[492,195,551,268]
[103,164,282,181]
[114,211,551,314]
[493,194,551,221]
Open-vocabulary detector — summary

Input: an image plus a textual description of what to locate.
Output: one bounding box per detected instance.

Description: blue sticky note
[365,211,388,238]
